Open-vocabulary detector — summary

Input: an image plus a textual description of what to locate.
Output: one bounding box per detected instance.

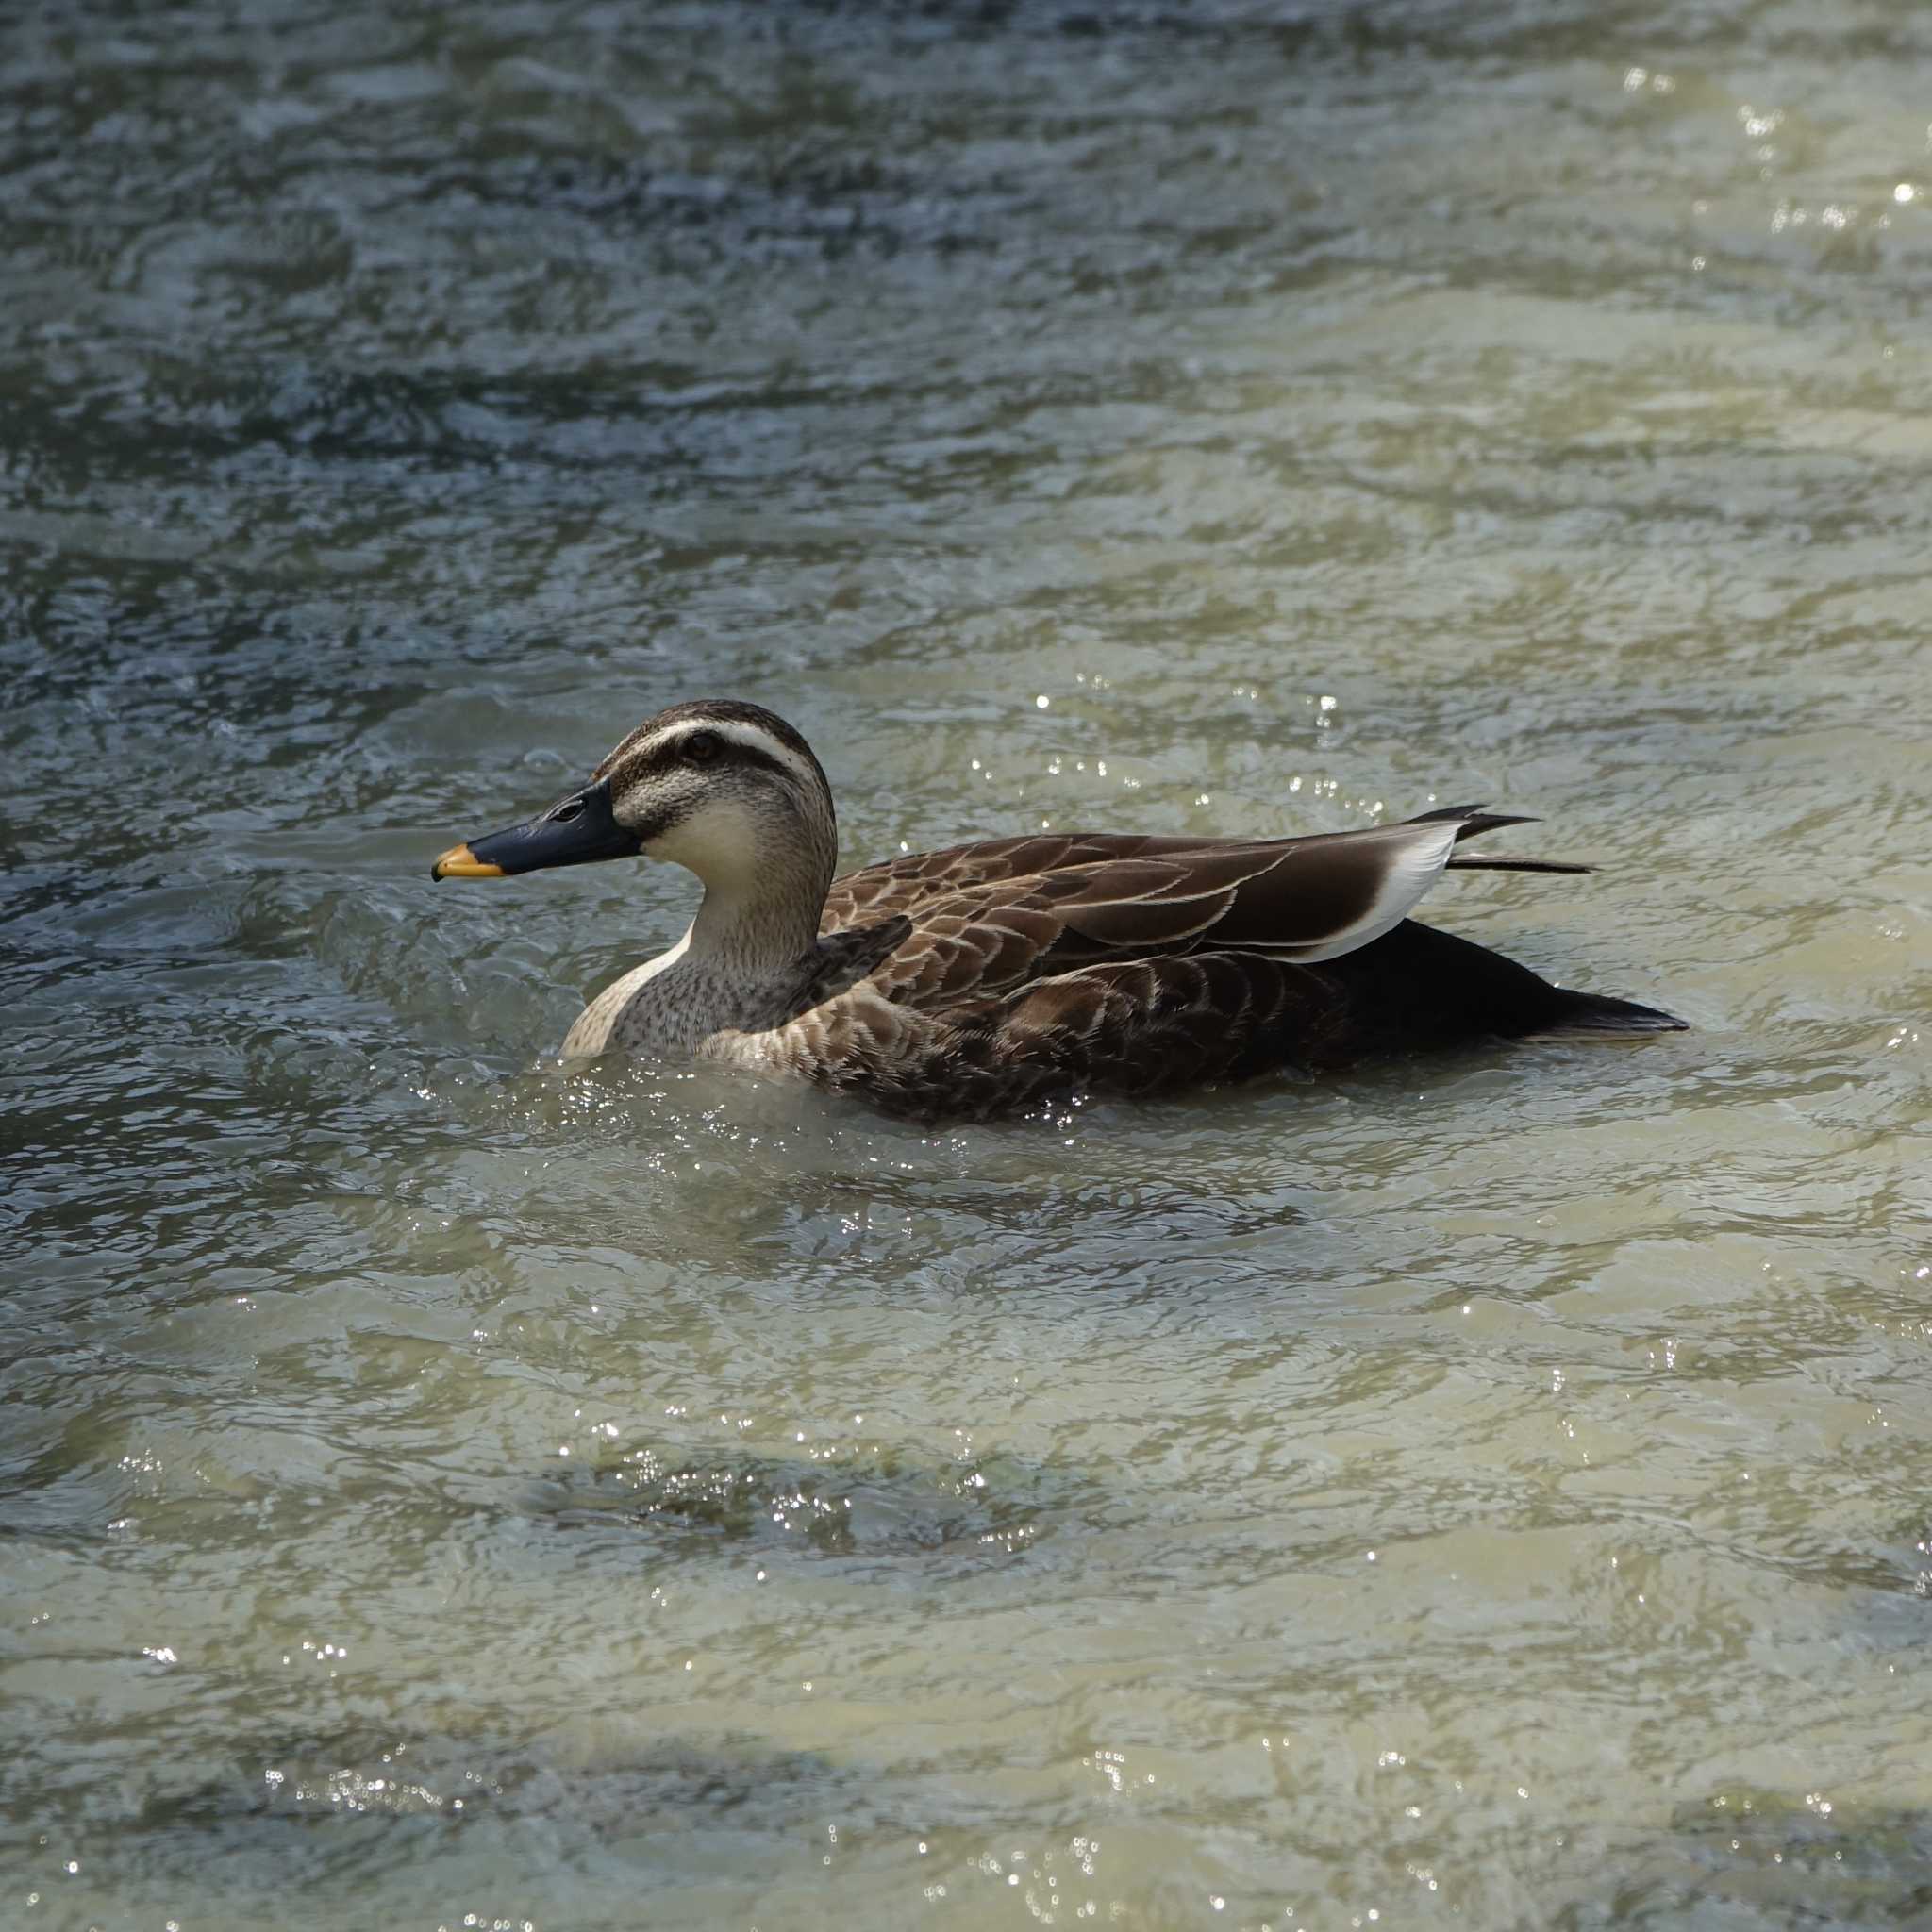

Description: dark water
[4,4,1931,1928]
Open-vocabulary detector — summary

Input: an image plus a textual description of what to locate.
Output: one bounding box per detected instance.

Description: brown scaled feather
[438,699,1685,1119]
[786,809,1683,1122]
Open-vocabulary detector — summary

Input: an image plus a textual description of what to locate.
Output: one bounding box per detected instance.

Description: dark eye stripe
[715,739,793,777]
[611,734,799,791]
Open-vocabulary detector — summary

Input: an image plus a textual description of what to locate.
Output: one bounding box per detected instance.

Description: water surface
[4,3,1931,1927]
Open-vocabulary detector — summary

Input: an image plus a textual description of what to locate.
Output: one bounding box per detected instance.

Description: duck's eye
[552,796,586,824]
[682,731,721,764]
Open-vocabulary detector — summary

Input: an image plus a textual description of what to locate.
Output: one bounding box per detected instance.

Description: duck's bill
[431,844,506,878]
[431,777,641,880]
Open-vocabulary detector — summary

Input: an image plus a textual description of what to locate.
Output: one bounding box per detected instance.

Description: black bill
[431,777,641,879]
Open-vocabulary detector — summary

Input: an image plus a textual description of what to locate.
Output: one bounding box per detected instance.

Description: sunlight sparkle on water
[5,6,1927,1928]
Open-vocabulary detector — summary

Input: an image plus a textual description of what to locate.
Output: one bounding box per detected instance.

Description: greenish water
[3,4,1930,1928]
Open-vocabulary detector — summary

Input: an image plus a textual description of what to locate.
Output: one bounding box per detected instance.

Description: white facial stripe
[641,720,824,794]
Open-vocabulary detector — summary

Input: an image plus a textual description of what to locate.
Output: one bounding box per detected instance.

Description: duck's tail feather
[1319,919,1688,1053]
[1406,802,1527,835]
[1446,856,1595,874]
[1533,988,1689,1037]
[1403,803,1595,875]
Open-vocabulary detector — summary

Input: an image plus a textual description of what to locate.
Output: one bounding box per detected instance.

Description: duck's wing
[820,805,1591,941]
[821,831,1214,934]
[852,815,1486,1015]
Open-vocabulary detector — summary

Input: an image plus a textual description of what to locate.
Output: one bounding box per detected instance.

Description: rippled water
[4,3,1931,1927]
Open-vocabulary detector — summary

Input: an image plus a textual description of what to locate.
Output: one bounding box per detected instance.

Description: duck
[431,697,1684,1122]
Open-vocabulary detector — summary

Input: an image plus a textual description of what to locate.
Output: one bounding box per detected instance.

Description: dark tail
[1533,987,1689,1037]
[1407,802,1596,875]
[1447,855,1596,875]
[1314,918,1687,1057]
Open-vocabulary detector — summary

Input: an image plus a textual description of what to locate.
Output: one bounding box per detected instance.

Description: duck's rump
[1293,918,1682,1054]
[859,919,1682,1121]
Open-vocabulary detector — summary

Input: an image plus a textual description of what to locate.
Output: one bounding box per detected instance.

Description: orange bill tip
[431,843,507,880]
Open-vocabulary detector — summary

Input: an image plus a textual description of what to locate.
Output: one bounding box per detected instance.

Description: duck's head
[432,698,837,894]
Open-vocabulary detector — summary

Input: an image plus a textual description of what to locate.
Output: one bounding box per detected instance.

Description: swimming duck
[432,698,1683,1121]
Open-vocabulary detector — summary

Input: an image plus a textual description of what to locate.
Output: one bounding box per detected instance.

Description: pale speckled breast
[562,931,859,1065]
[560,929,693,1058]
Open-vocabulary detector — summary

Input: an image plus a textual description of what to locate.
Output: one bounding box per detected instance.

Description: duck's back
[732,824,1684,1120]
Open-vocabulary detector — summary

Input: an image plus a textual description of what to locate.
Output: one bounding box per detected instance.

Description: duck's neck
[563,830,836,1059]
[685,853,830,982]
